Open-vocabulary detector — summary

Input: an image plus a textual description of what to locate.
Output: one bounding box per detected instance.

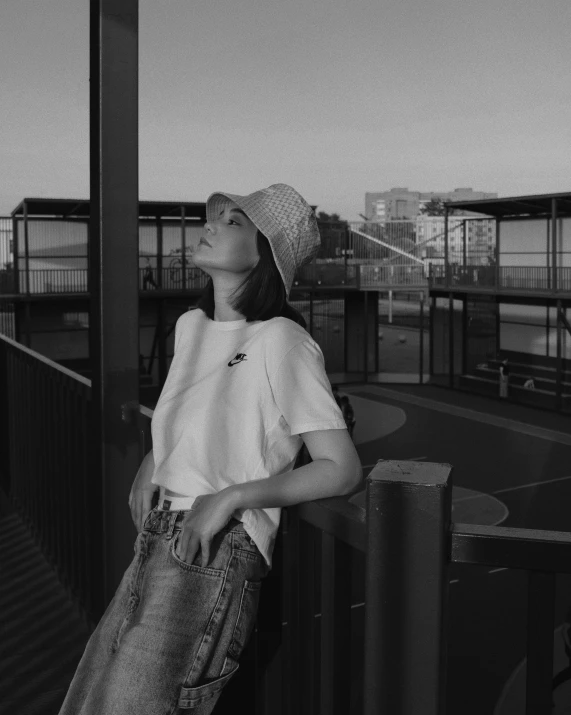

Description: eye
[228,219,239,225]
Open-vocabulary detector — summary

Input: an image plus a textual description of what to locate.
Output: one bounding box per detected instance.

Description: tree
[317,211,347,225]
[419,198,446,216]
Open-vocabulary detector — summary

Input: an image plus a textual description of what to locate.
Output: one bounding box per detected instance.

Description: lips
[199,237,211,247]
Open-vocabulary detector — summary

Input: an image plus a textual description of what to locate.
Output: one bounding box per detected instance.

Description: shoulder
[262,317,317,355]
[260,317,321,376]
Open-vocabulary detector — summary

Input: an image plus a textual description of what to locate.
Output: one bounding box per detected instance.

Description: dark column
[363,290,369,384]
[495,218,501,290]
[448,293,454,387]
[363,460,452,715]
[344,290,378,377]
[156,215,163,289]
[552,199,558,293]
[419,292,425,384]
[444,209,449,287]
[23,201,30,296]
[22,203,31,346]
[462,220,467,269]
[11,217,19,295]
[181,205,187,291]
[461,297,468,374]
[429,295,435,376]
[89,0,140,606]
[556,299,562,411]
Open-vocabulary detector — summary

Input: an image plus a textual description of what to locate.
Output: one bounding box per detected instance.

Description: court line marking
[492,473,571,495]
[345,385,571,447]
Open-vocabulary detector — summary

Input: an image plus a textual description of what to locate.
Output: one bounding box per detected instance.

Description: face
[192,200,259,276]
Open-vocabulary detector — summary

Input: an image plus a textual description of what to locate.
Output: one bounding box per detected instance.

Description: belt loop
[165,511,179,540]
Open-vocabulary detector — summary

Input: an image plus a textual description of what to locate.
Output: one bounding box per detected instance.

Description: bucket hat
[205,183,321,298]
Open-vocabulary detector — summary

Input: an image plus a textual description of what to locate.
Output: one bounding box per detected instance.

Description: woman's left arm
[176,429,362,567]
[226,427,363,510]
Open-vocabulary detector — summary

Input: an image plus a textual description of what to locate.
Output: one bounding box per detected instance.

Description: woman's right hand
[128,450,158,531]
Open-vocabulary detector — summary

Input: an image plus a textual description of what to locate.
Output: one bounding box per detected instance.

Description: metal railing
[0,332,104,620]
[429,264,571,293]
[3,333,571,713]
[0,263,430,296]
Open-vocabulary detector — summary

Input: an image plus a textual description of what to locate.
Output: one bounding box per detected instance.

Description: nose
[204,219,215,234]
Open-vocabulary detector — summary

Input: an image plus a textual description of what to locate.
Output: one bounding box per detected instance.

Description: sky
[1,0,570,220]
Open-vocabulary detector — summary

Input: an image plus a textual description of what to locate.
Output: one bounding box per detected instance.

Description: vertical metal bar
[462,219,467,269]
[556,300,562,411]
[444,209,449,287]
[286,508,301,715]
[552,199,558,293]
[429,295,435,376]
[461,297,468,374]
[297,519,316,715]
[546,218,551,290]
[363,461,452,715]
[156,214,163,289]
[181,205,187,291]
[525,571,555,715]
[23,201,30,296]
[344,223,348,285]
[11,217,19,295]
[419,293,424,384]
[496,219,501,290]
[363,290,369,384]
[546,303,550,359]
[89,0,140,607]
[448,293,454,387]
[320,531,352,715]
[495,297,501,359]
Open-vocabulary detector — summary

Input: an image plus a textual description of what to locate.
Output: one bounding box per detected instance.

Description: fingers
[176,530,211,568]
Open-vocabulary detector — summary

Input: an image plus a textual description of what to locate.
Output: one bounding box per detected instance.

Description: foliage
[419,198,447,216]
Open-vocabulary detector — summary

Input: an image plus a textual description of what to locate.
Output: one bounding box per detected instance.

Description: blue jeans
[58,508,270,714]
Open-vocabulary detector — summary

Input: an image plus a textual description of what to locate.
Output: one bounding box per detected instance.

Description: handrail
[3,336,571,713]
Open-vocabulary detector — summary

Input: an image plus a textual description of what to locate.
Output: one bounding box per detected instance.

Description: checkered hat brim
[206,183,321,297]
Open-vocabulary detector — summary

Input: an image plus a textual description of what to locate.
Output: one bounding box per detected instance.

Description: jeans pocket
[169,532,226,577]
[177,661,240,710]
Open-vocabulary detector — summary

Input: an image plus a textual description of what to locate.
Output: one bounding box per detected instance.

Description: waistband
[157,486,197,511]
[144,507,244,539]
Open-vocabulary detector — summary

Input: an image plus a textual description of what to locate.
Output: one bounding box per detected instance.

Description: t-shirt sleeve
[272,340,348,436]
[174,311,189,354]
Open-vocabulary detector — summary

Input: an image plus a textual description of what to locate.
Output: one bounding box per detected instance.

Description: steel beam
[552,199,558,292]
[89,0,140,606]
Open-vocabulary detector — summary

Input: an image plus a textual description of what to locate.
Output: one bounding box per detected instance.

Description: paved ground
[340,383,571,714]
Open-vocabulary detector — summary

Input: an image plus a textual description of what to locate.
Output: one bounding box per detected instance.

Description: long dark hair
[195,229,307,329]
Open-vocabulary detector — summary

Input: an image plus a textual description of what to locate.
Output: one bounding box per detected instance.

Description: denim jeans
[58,507,270,714]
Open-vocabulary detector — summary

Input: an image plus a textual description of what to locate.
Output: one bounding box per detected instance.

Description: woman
[59,183,363,714]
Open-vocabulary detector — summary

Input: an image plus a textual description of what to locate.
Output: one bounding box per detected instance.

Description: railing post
[363,460,452,715]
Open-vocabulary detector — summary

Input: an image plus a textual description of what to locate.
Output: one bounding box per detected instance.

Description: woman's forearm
[224,458,363,512]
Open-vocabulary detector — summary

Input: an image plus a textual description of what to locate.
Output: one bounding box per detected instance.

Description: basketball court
[336,384,571,714]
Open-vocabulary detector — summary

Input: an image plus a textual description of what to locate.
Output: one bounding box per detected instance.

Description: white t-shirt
[150,307,347,569]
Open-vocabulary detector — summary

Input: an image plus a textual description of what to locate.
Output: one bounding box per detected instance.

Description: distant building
[365,187,498,222]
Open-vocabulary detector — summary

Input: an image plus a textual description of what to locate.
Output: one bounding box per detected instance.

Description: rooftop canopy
[11,197,319,220]
[11,198,209,220]
[444,191,571,219]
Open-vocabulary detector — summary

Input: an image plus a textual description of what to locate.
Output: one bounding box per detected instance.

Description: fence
[3,332,571,712]
[429,265,571,293]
